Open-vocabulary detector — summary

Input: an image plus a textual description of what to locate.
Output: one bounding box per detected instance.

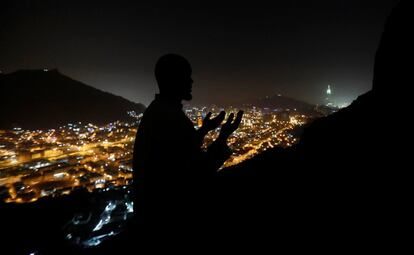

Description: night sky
[0,0,400,106]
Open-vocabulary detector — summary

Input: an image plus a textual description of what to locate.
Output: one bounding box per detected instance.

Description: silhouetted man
[132,54,243,247]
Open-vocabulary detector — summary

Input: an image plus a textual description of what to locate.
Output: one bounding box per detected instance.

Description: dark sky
[0,0,400,106]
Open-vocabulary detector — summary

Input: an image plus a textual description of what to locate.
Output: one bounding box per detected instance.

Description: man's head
[155,54,193,101]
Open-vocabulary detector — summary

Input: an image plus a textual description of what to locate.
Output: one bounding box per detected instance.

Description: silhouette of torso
[134,94,200,177]
[132,94,221,246]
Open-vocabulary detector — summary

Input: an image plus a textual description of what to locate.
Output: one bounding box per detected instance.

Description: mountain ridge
[0,69,146,129]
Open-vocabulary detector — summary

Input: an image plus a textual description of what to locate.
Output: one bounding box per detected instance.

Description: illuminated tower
[326,85,333,106]
[197,112,203,128]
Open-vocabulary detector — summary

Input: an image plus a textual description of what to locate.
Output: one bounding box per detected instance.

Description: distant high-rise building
[197,112,203,128]
[325,85,333,106]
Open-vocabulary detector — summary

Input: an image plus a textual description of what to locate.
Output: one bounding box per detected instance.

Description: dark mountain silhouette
[246,94,317,112]
[215,0,412,251]
[0,69,145,129]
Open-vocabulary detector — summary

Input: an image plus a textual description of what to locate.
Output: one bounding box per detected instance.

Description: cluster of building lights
[1,106,319,203]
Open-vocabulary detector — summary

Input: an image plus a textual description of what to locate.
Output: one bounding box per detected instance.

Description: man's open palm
[219,110,243,140]
[202,111,226,131]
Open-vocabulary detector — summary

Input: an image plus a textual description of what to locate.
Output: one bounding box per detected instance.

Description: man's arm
[195,111,226,147]
[202,111,244,172]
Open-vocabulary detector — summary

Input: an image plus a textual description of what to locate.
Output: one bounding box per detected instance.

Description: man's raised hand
[201,111,226,132]
[218,110,243,141]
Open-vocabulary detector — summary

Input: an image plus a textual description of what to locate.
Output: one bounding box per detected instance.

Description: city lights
[0,107,317,203]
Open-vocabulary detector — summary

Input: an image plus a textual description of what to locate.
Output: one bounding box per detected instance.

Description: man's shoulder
[141,100,193,129]
[144,101,183,119]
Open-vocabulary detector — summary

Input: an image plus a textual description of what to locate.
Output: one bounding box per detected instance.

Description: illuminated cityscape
[0,106,324,204]
[0,0,403,253]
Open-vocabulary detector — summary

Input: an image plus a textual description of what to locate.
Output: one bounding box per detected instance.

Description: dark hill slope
[0,69,145,129]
